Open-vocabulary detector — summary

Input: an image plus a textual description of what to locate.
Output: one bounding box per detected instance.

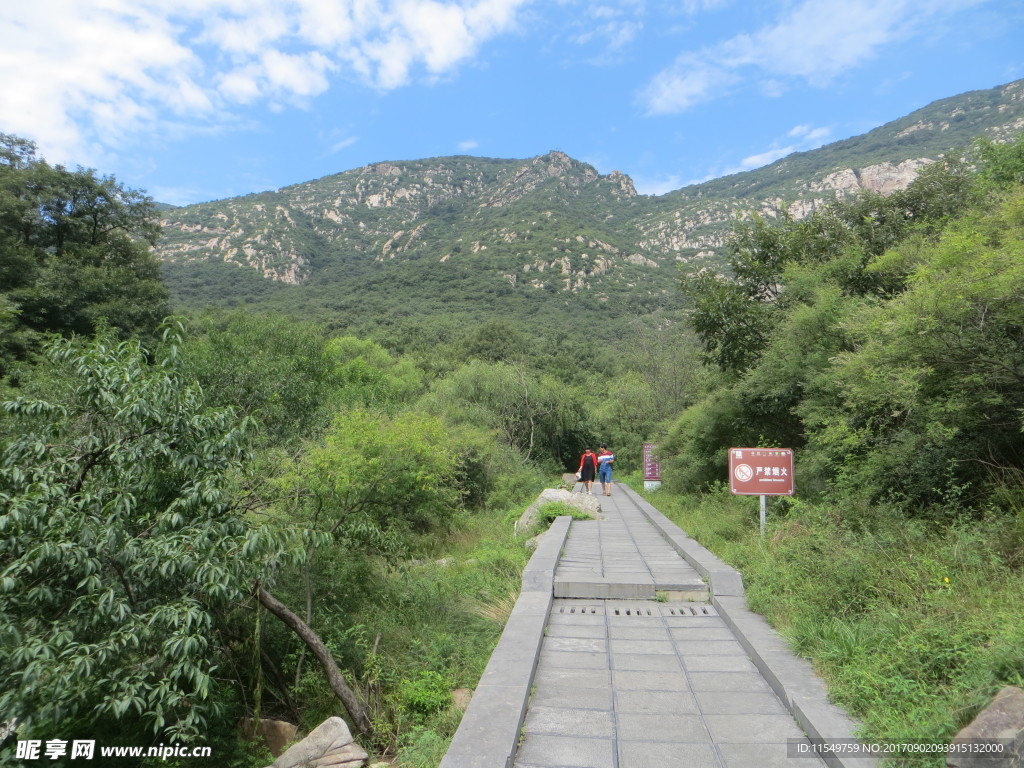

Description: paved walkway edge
[439,515,572,768]
[618,484,878,768]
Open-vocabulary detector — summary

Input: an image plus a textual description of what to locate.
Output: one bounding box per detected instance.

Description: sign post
[642,443,662,491]
[728,448,794,535]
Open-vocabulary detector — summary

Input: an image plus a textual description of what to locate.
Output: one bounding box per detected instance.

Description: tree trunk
[256,584,373,735]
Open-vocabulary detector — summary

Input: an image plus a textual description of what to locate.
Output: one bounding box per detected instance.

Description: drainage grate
[555,604,603,615]
[660,604,717,617]
[552,601,717,618]
[607,605,717,617]
[610,606,657,617]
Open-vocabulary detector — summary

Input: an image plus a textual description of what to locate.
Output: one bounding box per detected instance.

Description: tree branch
[256,584,372,735]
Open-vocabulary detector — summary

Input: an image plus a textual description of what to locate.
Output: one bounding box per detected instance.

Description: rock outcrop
[153,79,1024,298]
[266,717,367,768]
[240,718,300,758]
[516,488,601,535]
[948,686,1024,768]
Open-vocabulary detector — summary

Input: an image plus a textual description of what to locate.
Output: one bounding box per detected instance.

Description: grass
[277,491,550,768]
[633,481,1024,767]
[536,500,594,525]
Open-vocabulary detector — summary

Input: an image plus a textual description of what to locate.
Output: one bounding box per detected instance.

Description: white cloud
[0,0,531,166]
[458,139,479,151]
[641,0,985,115]
[261,50,335,97]
[678,0,729,12]
[631,172,683,196]
[641,55,738,114]
[149,184,204,207]
[560,0,647,65]
[735,124,833,172]
[329,136,360,153]
[738,146,793,169]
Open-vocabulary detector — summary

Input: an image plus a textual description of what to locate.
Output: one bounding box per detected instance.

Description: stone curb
[439,514,572,768]
[618,484,877,768]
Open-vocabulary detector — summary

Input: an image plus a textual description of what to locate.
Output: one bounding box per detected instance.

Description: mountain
[156,79,1024,335]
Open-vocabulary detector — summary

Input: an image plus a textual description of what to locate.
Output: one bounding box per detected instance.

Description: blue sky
[2,0,1022,205]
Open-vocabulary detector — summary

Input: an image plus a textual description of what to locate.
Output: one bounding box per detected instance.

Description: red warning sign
[729,448,794,495]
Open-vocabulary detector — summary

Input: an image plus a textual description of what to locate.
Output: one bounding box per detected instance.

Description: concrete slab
[612,670,690,691]
[617,741,723,768]
[531,668,611,691]
[608,625,670,640]
[523,706,615,738]
[615,689,701,714]
[609,638,677,655]
[668,627,737,641]
[703,713,809,743]
[674,640,749,656]
[688,671,772,693]
[611,653,684,672]
[695,691,790,715]
[535,650,609,670]
[542,636,607,653]
[514,734,615,768]
[545,623,607,639]
[616,713,712,742]
[683,655,759,673]
[718,742,811,768]
[530,685,613,711]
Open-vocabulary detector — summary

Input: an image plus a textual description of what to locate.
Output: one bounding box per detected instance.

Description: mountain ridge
[156,78,1024,331]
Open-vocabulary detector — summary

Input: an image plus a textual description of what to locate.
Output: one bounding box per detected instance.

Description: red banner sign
[642,443,661,481]
[729,448,794,495]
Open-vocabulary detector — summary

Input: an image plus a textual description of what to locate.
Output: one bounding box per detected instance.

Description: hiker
[578,448,598,494]
[597,444,615,496]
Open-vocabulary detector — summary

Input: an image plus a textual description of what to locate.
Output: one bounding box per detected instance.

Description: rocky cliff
[156,79,1024,308]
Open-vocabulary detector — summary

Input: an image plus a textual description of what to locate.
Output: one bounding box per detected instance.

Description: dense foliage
[0,328,281,742]
[670,135,1024,513]
[0,134,168,377]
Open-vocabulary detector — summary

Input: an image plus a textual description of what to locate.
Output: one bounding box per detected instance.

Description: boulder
[240,718,299,757]
[268,717,368,768]
[515,488,601,534]
[452,688,473,710]
[948,686,1024,768]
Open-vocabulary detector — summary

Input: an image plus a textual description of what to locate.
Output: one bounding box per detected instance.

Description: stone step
[553,575,709,601]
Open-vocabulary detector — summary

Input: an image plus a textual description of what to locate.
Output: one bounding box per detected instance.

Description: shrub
[399,670,453,718]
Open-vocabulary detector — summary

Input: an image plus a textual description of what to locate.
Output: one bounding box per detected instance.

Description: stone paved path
[514,484,826,768]
[554,493,707,600]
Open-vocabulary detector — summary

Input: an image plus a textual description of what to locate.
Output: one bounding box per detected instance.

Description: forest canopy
[0,133,168,379]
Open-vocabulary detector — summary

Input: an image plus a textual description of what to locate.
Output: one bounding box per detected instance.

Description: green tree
[327,335,425,410]
[179,312,341,444]
[457,319,530,363]
[973,134,1024,190]
[420,359,590,467]
[801,192,1024,507]
[0,328,271,740]
[274,409,463,551]
[0,134,168,374]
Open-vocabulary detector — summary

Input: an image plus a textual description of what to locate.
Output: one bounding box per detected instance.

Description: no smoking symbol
[734,463,753,483]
